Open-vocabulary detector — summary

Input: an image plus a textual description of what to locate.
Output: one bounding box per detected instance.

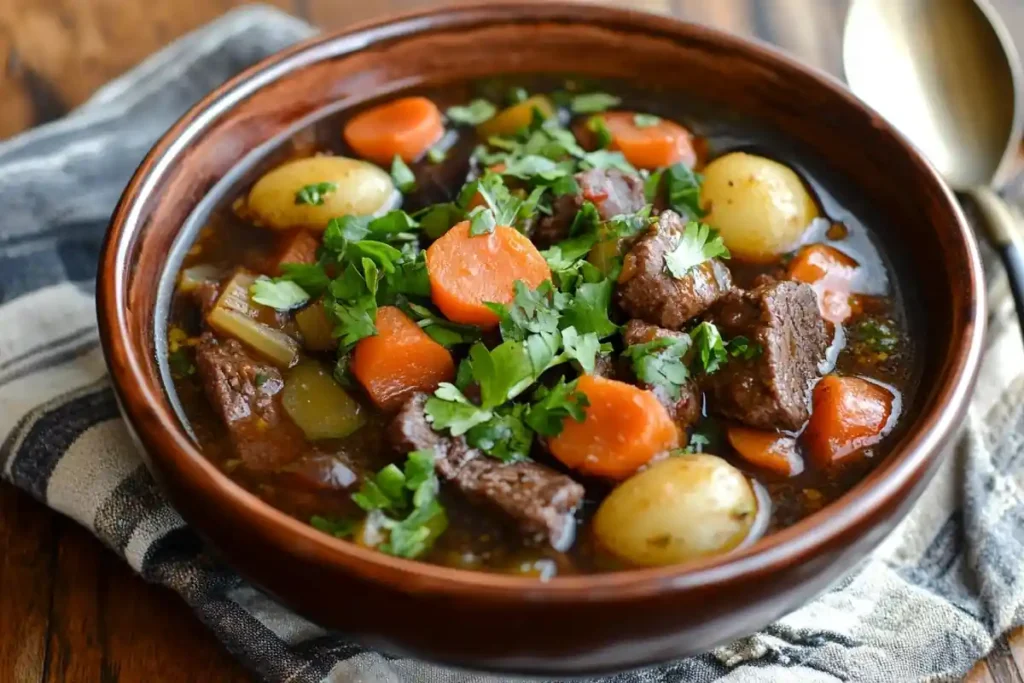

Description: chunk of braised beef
[616,210,733,329]
[621,319,702,430]
[701,281,828,431]
[391,394,584,550]
[194,333,305,470]
[533,168,646,248]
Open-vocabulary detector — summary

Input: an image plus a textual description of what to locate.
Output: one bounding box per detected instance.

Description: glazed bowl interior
[98,2,983,672]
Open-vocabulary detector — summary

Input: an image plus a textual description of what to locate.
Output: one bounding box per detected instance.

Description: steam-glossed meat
[195,333,305,470]
[617,210,732,329]
[702,281,828,431]
[622,319,702,430]
[391,394,584,549]
[533,168,646,248]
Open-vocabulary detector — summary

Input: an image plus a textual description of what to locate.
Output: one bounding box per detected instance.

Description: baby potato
[593,454,757,567]
[701,152,818,262]
[247,156,399,231]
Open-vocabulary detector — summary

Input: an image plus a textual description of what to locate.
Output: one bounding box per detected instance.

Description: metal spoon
[843,0,1024,329]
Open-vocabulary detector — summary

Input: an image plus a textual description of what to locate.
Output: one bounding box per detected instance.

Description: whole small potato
[593,454,757,567]
[701,152,818,262]
[247,156,399,231]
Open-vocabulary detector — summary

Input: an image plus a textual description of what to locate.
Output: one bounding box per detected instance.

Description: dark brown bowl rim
[97,1,985,602]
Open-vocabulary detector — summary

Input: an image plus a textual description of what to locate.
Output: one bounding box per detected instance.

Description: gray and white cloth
[2,6,1023,682]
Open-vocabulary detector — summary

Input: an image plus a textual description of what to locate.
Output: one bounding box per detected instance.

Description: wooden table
[1,1,1022,681]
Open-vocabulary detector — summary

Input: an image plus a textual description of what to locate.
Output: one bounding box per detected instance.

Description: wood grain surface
[0,1,1022,681]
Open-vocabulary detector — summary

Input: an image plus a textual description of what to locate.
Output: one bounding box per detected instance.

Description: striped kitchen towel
[2,6,1024,682]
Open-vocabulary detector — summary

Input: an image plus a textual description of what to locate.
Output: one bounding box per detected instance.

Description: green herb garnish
[249,276,310,311]
[294,181,337,206]
[570,92,622,114]
[633,113,661,128]
[446,99,498,125]
[664,221,730,279]
[390,155,417,193]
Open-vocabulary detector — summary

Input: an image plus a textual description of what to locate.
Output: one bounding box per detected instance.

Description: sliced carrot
[595,112,696,170]
[787,244,859,323]
[802,375,897,468]
[548,375,680,480]
[351,306,456,411]
[272,230,320,276]
[425,221,551,328]
[343,96,444,165]
[727,426,804,477]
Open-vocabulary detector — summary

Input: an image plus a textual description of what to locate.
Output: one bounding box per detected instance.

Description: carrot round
[351,306,455,411]
[596,112,696,170]
[787,244,859,323]
[548,375,680,480]
[802,375,896,468]
[425,221,551,328]
[727,426,804,477]
[343,96,444,165]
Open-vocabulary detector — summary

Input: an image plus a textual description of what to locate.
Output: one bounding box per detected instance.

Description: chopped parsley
[249,276,310,311]
[310,515,356,538]
[294,181,337,206]
[727,335,762,360]
[400,300,481,348]
[851,318,901,354]
[586,116,613,149]
[646,162,704,220]
[624,335,692,400]
[664,221,730,279]
[633,113,661,128]
[446,99,497,125]
[468,206,497,235]
[390,155,417,193]
[570,92,622,114]
[690,321,728,374]
[351,449,447,559]
[426,146,447,164]
[526,378,589,436]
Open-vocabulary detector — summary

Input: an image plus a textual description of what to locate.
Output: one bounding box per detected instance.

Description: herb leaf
[468,206,497,236]
[447,99,497,125]
[586,116,613,149]
[250,277,310,310]
[664,163,704,219]
[390,155,417,193]
[690,321,728,374]
[560,326,601,374]
[559,278,619,338]
[624,336,692,400]
[353,450,447,559]
[280,263,330,298]
[466,404,533,462]
[664,221,730,279]
[310,515,356,538]
[295,182,337,206]
[727,335,762,360]
[425,383,493,436]
[570,92,622,114]
[633,113,661,128]
[526,378,589,436]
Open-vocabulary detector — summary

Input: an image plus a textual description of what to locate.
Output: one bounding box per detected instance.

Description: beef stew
[165,77,916,576]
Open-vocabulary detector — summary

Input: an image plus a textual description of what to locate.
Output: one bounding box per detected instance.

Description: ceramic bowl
[97,3,984,674]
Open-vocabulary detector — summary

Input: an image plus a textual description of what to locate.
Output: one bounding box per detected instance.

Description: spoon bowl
[844,0,1022,189]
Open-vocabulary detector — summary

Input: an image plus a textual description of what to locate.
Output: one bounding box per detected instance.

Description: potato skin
[701,152,818,262]
[593,454,757,567]
[247,156,398,231]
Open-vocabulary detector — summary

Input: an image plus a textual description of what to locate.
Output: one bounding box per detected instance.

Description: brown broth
[167,76,919,575]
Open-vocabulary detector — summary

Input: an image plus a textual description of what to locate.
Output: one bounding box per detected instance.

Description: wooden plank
[43,516,250,682]
[966,659,1000,683]
[0,484,57,683]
